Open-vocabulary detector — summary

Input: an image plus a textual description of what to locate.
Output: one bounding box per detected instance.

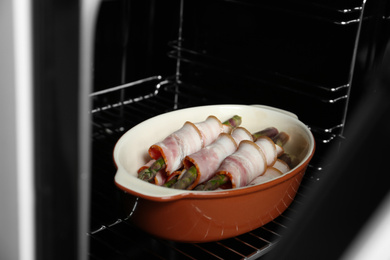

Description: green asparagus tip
[138,168,153,182]
[223,115,242,129]
[137,157,166,182]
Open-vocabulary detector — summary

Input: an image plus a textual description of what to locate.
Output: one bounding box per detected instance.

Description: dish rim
[113,104,316,201]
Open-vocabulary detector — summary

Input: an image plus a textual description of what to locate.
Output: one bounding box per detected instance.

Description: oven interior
[87,0,389,259]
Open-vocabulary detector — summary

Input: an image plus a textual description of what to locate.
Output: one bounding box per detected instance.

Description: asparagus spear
[252,127,279,141]
[223,115,242,129]
[163,175,179,188]
[272,132,289,147]
[138,157,166,182]
[194,174,229,191]
[171,166,198,190]
[195,131,291,191]
[138,115,242,182]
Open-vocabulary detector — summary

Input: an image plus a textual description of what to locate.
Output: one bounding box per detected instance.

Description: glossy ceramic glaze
[113,104,315,242]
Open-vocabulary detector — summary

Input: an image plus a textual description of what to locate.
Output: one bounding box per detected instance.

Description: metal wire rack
[87,77,322,260]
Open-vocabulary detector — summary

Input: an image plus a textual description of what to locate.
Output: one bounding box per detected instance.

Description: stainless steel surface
[0,0,35,259]
[80,1,102,259]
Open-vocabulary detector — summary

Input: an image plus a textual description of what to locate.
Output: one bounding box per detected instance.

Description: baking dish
[113,104,315,242]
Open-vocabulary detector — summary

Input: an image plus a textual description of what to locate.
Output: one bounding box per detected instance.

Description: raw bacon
[216,140,268,188]
[275,144,284,157]
[254,136,278,167]
[249,167,283,186]
[183,134,238,190]
[230,127,253,145]
[273,159,291,173]
[249,154,293,186]
[213,135,281,189]
[182,127,253,190]
[249,158,290,186]
[194,115,226,147]
[148,116,226,175]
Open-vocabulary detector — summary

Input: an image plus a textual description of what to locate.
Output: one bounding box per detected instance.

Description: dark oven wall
[93,0,180,91]
[176,0,363,154]
[93,0,363,169]
[92,0,388,169]
[175,0,390,168]
[88,0,390,259]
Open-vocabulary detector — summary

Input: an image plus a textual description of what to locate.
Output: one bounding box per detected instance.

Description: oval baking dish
[113,104,315,243]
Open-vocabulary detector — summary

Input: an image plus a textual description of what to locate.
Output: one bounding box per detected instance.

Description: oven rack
[168,44,350,104]
[173,2,366,135]
[171,46,352,134]
[91,76,340,135]
[88,197,312,260]
[90,76,337,168]
[88,76,323,259]
[193,0,364,26]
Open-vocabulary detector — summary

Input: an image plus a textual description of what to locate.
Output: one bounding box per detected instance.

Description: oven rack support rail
[90,75,341,143]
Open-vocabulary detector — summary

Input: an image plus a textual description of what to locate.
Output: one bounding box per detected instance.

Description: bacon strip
[249,167,283,186]
[273,159,290,173]
[194,116,225,147]
[148,116,226,175]
[275,144,284,157]
[182,127,253,190]
[230,127,253,145]
[183,134,237,190]
[254,136,277,167]
[216,140,267,188]
[215,134,282,189]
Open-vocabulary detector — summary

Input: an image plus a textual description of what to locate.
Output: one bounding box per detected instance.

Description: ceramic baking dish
[113,104,315,242]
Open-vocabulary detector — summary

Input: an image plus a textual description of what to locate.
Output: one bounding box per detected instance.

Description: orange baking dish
[113,104,315,242]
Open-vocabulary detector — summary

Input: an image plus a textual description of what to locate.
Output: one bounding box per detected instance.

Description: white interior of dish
[114,104,315,198]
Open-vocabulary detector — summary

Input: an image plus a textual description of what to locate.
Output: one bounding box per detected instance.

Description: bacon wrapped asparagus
[138,115,242,182]
[249,157,291,186]
[172,127,279,190]
[137,159,167,185]
[163,170,182,188]
[172,127,253,190]
[196,131,290,191]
